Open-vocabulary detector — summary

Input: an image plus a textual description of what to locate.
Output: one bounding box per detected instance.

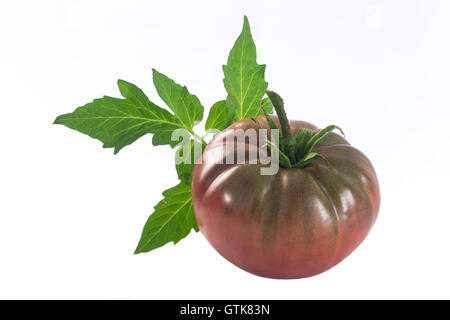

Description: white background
[1,0,449,299]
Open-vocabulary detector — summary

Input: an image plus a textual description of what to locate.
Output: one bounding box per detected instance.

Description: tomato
[192,115,380,279]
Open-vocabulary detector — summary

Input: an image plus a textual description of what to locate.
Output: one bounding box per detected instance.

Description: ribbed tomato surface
[192,115,380,279]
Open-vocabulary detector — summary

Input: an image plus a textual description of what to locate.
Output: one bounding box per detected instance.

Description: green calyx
[262,90,344,169]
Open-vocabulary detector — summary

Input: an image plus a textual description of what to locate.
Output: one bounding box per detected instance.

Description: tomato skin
[192,116,380,279]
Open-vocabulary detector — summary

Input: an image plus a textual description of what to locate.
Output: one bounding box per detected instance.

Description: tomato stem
[266,91,297,163]
[265,90,344,169]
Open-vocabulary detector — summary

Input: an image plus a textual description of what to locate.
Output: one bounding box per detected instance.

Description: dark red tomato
[192,115,380,279]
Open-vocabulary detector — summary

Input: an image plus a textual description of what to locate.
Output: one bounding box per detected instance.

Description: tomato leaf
[261,97,274,114]
[304,125,344,155]
[152,68,204,131]
[54,16,279,255]
[205,100,228,132]
[264,136,292,168]
[135,183,199,254]
[54,80,184,153]
[223,16,268,122]
[295,128,316,159]
[292,152,326,168]
[175,140,204,184]
[260,102,278,131]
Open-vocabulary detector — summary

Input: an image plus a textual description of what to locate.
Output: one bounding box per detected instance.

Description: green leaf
[260,103,278,130]
[295,128,316,159]
[304,125,344,155]
[135,183,199,254]
[292,152,326,168]
[261,97,274,114]
[152,68,204,130]
[295,128,316,144]
[54,80,184,154]
[264,136,292,168]
[175,140,204,184]
[205,100,228,132]
[223,16,268,122]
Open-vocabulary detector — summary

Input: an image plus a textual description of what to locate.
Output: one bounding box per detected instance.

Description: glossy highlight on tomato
[192,115,380,279]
